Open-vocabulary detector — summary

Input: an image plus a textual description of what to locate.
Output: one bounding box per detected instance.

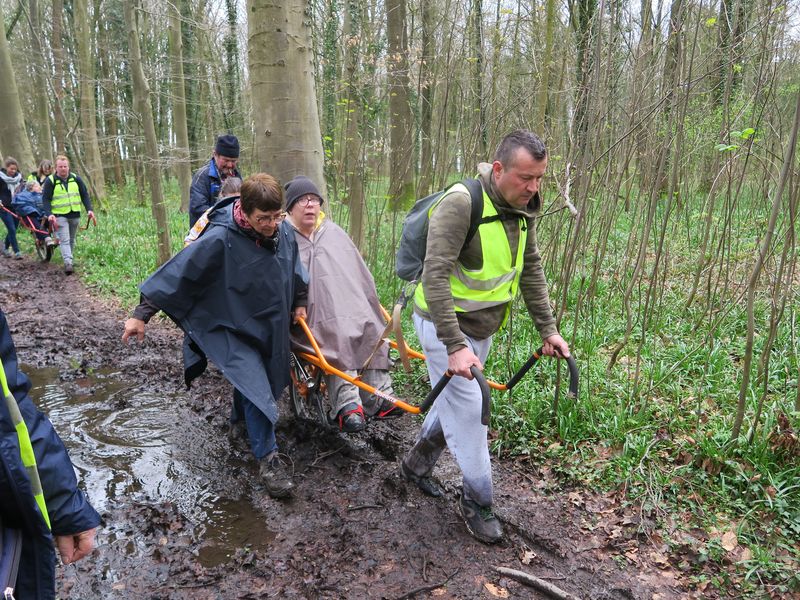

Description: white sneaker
[44,236,55,247]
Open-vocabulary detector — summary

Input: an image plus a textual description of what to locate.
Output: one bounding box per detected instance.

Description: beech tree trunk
[247,0,325,187]
[0,1,35,169]
[168,0,192,213]
[74,0,106,200]
[124,0,171,266]
[386,0,414,209]
[27,0,52,158]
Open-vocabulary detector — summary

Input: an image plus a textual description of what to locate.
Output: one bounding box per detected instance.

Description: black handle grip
[419,370,453,414]
[505,346,579,401]
[566,355,579,398]
[472,366,492,426]
[419,366,492,426]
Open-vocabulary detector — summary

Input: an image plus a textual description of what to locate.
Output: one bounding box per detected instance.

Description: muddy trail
[2,257,690,599]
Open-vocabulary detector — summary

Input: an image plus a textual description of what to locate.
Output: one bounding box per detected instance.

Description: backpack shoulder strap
[463,178,485,247]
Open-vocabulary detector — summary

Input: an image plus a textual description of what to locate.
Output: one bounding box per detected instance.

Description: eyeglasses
[253,212,285,226]
[297,196,322,207]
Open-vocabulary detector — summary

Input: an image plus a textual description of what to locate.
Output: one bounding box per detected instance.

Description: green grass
[47,177,799,596]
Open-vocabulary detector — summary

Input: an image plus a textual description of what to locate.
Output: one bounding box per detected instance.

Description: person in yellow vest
[42,155,96,275]
[399,130,571,544]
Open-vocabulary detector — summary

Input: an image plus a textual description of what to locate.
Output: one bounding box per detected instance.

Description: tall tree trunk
[27,0,53,159]
[416,0,435,196]
[319,0,339,194]
[95,0,125,190]
[247,0,325,187]
[169,0,192,213]
[0,1,35,169]
[731,90,800,441]
[342,1,366,249]
[51,0,67,154]
[223,0,240,132]
[74,0,106,200]
[469,0,487,165]
[386,0,414,209]
[535,0,557,130]
[124,0,171,266]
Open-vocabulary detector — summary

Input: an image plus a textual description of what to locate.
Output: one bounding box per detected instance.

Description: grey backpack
[395,179,487,281]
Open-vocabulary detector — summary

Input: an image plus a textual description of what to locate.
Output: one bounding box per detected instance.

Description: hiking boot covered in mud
[227,421,247,444]
[259,452,294,499]
[459,494,503,544]
[399,460,443,498]
[336,402,366,433]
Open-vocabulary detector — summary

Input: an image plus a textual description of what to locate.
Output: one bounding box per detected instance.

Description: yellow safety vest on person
[415,187,527,317]
[0,355,51,530]
[48,173,82,215]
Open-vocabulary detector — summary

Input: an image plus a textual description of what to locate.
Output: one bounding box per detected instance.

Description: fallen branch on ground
[493,566,581,600]
[394,567,460,600]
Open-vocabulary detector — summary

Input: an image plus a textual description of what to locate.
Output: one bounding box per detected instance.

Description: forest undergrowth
[33,177,798,597]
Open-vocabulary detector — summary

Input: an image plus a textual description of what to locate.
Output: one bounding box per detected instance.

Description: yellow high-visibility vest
[48,174,82,215]
[415,186,527,317]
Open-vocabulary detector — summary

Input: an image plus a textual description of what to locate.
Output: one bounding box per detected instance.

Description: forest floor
[2,256,713,599]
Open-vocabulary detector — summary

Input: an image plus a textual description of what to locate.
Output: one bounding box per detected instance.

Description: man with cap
[189,134,241,226]
[285,176,401,432]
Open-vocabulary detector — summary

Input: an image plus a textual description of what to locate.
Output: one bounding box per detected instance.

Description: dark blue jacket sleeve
[75,175,93,213]
[0,309,101,537]
[189,165,212,227]
[41,178,54,215]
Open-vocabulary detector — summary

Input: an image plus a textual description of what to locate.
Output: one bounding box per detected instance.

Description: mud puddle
[25,365,274,568]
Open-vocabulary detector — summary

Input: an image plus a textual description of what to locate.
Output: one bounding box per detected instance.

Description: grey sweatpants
[403,313,494,507]
[55,216,80,265]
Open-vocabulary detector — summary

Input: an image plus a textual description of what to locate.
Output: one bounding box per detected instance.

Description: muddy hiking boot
[399,460,443,498]
[370,398,404,420]
[459,494,503,544]
[64,262,74,275]
[336,402,366,433]
[259,452,295,499]
[227,421,247,444]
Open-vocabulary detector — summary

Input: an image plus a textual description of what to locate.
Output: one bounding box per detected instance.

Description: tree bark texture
[0,1,35,170]
[247,0,325,188]
[124,0,172,266]
[74,0,106,200]
[386,0,415,210]
[169,0,193,213]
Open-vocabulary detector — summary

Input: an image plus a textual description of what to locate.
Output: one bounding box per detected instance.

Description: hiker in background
[185,177,242,246]
[399,130,570,544]
[1,157,23,259]
[189,134,242,227]
[284,176,400,433]
[0,307,100,599]
[12,180,55,248]
[123,173,308,500]
[42,155,96,275]
[28,159,53,186]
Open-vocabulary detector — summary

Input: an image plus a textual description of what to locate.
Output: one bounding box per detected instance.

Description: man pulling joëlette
[399,130,571,544]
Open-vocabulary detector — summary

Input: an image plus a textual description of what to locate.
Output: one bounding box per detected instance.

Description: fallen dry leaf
[484,582,510,598]
[739,547,753,562]
[520,550,537,565]
[720,530,738,552]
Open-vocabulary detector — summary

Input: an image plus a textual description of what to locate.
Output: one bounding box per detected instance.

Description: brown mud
[1,257,694,599]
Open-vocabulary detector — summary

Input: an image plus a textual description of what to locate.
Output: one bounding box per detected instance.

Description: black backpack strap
[463,178,485,247]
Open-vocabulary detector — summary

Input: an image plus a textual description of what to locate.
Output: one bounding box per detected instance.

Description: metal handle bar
[420,366,492,426]
[505,347,579,399]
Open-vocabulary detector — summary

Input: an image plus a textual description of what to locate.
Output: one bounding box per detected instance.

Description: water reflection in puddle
[25,366,274,567]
